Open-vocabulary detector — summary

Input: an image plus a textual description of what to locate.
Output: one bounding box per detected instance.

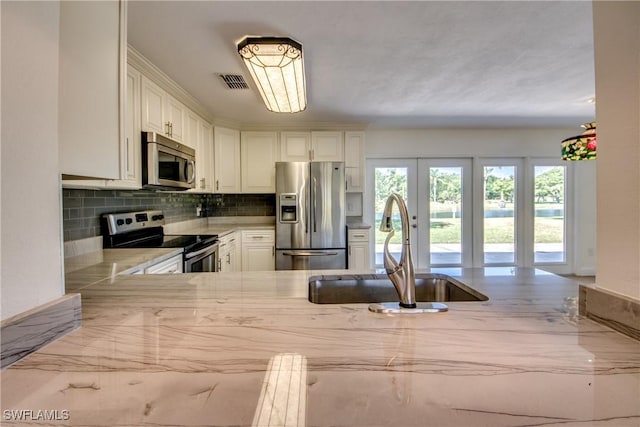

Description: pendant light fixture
[561,122,597,160]
[237,37,307,113]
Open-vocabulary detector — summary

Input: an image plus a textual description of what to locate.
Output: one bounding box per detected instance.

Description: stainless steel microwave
[142,132,195,190]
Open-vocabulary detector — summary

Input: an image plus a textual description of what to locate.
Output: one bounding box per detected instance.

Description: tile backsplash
[62,190,275,241]
[207,194,275,217]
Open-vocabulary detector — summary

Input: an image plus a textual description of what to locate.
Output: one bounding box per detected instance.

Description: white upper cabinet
[141,75,186,144]
[59,0,125,179]
[141,76,165,135]
[241,132,278,193]
[311,131,344,161]
[165,95,185,143]
[344,131,365,192]
[214,127,241,193]
[104,65,142,189]
[185,111,200,152]
[198,121,214,192]
[185,111,202,191]
[280,131,344,162]
[280,132,312,161]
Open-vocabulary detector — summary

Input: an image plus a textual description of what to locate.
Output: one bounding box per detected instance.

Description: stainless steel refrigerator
[276,161,346,270]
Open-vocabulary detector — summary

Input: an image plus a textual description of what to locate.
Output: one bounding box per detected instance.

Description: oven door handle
[185,244,218,259]
[282,251,339,257]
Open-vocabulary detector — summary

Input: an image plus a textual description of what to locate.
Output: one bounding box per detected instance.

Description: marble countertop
[181,223,275,238]
[2,267,639,426]
[346,222,372,229]
[172,217,275,237]
[64,248,183,292]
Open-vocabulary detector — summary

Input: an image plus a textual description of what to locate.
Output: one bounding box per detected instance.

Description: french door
[366,158,471,269]
[366,159,419,268]
[366,158,570,272]
[418,159,472,267]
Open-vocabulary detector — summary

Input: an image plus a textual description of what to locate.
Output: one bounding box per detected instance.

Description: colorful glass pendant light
[561,122,597,160]
[237,37,307,113]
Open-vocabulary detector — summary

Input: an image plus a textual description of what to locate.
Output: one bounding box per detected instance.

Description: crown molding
[127,45,214,123]
[237,122,368,132]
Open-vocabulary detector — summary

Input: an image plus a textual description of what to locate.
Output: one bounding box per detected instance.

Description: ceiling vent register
[219,74,249,89]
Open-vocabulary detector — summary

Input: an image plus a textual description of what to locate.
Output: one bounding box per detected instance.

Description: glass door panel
[430,167,462,264]
[430,167,463,264]
[366,159,417,268]
[533,165,566,263]
[417,159,471,268]
[483,166,516,264]
[374,167,408,267]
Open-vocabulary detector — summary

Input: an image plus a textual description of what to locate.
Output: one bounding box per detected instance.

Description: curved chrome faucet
[379,192,417,308]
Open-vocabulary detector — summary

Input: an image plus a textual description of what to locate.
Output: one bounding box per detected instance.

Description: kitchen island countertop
[2,266,639,426]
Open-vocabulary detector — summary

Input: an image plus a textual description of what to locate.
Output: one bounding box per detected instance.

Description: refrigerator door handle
[282,251,339,256]
[312,176,318,233]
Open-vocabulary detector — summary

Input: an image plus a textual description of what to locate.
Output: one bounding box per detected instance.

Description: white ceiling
[127,1,596,129]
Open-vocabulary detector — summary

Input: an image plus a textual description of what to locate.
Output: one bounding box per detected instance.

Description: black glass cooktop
[107,228,217,253]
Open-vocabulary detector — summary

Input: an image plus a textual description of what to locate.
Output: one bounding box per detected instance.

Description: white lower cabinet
[348,228,371,270]
[241,229,275,271]
[144,254,184,274]
[218,232,239,272]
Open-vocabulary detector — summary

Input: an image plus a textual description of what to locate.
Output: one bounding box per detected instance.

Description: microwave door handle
[185,159,196,184]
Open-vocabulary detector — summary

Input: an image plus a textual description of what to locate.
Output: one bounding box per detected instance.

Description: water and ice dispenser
[279,194,298,223]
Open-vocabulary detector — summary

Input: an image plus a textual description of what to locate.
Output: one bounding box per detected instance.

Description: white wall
[365,128,597,274]
[572,160,597,276]
[1,1,64,320]
[366,128,575,158]
[593,2,640,299]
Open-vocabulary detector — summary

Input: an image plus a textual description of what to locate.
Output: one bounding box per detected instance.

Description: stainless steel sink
[308,273,488,304]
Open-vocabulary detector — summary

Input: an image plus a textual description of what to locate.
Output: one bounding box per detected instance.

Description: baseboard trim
[579,285,640,341]
[1,294,82,369]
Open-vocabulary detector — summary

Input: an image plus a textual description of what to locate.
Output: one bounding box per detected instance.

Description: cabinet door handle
[348,245,351,256]
[125,137,129,171]
[354,234,365,238]
[217,259,222,271]
[216,180,219,191]
[272,246,275,256]
[165,122,171,136]
[169,122,173,137]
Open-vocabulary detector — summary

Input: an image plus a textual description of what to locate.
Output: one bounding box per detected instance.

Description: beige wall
[593,1,640,299]
[1,1,64,320]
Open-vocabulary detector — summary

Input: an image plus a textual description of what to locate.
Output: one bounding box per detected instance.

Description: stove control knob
[116,219,124,226]
[125,218,133,225]
[152,215,163,221]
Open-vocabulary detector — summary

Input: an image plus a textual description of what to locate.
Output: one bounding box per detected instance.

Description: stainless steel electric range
[102,210,219,272]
